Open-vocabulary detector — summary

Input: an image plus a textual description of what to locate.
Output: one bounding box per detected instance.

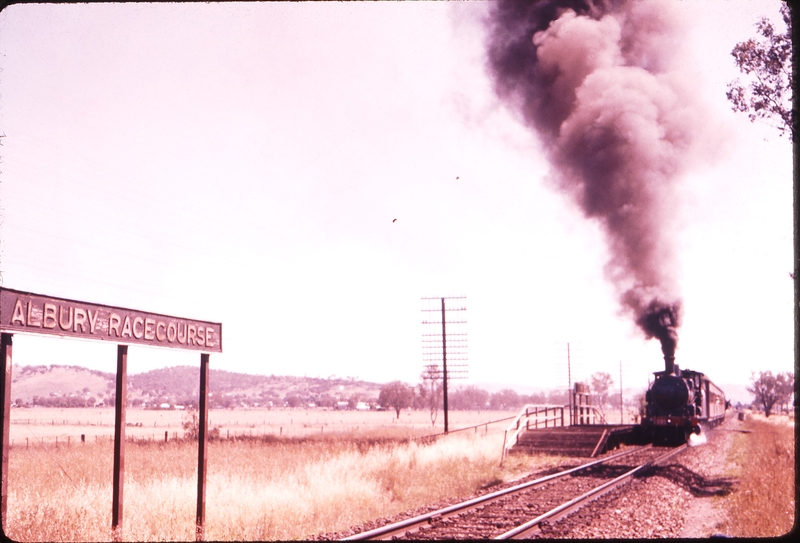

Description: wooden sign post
[0,288,222,541]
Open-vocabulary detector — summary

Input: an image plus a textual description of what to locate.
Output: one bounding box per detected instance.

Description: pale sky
[0,1,792,393]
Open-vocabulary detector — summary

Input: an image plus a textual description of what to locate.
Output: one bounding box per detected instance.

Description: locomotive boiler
[641,355,728,444]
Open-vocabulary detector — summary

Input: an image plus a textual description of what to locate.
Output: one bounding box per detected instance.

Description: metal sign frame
[0,287,222,541]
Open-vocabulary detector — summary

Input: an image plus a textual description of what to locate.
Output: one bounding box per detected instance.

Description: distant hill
[11,365,115,407]
[9,364,756,411]
[11,364,384,409]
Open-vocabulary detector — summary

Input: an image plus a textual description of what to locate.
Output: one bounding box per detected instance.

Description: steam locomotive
[641,356,729,444]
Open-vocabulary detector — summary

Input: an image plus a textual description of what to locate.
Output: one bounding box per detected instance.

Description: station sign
[0,288,222,353]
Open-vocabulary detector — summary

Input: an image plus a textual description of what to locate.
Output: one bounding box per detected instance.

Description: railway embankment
[536,416,740,538]
[319,411,795,539]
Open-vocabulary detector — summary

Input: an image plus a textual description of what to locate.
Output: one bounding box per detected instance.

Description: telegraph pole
[441,298,449,433]
[422,296,468,433]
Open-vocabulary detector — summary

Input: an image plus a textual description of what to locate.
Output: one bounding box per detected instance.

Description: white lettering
[43,303,57,329]
[27,301,41,328]
[11,299,25,326]
[167,322,177,342]
[132,317,144,339]
[121,316,132,338]
[109,313,121,337]
[87,309,99,334]
[144,318,156,340]
[59,306,74,331]
[73,308,87,333]
[156,321,167,342]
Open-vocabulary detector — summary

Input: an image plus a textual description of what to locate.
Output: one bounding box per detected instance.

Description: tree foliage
[747,370,794,417]
[590,372,614,411]
[378,381,414,418]
[182,407,220,440]
[418,367,443,424]
[489,389,521,410]
[449,385,490,411]
[727,3,793,140]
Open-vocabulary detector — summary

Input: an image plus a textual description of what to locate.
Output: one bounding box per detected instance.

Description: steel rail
[340,445,652,541]
[496,443,689,539]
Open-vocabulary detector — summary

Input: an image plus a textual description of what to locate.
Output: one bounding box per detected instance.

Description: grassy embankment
[720,414,795,537]
[6,429,562,541]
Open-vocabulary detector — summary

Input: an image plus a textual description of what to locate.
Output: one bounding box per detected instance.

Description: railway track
[341,444,687,540]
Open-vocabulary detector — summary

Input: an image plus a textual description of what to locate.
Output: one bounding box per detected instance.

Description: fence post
[500,429,508,466]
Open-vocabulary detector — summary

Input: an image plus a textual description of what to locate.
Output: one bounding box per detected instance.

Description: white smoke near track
[687,428,708,447]
[485,0,720,358]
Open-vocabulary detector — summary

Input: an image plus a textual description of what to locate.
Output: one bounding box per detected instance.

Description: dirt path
[677,415,742,537]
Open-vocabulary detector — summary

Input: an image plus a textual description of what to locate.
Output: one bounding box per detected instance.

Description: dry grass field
[8,407,564,541]
[9,407,517,443]
[719,413,795,537]
[9,407,793,540]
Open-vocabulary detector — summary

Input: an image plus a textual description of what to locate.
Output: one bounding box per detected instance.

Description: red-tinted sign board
[0,288,222,353]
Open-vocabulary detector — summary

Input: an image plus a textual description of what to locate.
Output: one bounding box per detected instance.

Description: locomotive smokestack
[664,355,675,375]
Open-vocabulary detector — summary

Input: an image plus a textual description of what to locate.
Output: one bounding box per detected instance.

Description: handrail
[501,403,611,462]
[446,414,517,435]
[501,404,566,463]
[572,404,607,425]
[410,414,520,445]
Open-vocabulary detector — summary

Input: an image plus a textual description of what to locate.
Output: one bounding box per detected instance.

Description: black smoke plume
[485,0,710,357]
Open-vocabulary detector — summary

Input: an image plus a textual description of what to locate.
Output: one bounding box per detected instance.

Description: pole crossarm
[421,296,468,434]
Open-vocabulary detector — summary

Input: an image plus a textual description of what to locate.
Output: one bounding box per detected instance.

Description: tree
[748,370,793,417]
[378,381,414,418]
[525,391,547,404]
[285,394,302,408]
[547,389,569,405]
[590,372,614,413]
[449,386,490,411]
[419,367,443,425]
[727,3,793,140]
[182,407,220,441]
[489,389,521,410]
[776,371,795,414]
